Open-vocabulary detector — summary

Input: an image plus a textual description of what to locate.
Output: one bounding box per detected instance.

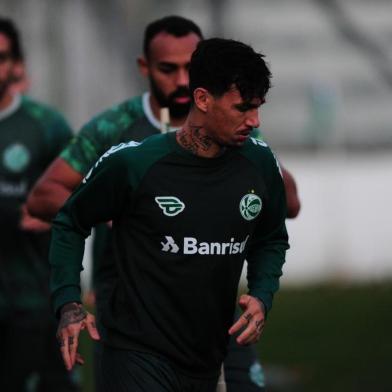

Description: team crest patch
[155,196,185,216]
[2,143,30,173]
[239,193,262,221]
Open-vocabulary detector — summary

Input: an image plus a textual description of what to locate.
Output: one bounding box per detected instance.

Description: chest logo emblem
[239,193,262,221]
[155,196,185,217]
[3,143,30,173]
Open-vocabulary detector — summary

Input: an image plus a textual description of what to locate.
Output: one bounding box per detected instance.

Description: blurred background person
[0,16,80,392]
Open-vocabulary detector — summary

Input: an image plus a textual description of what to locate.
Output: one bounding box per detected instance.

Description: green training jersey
[0,95,72,324]
[59,93,265,299]
[50,132,289,377]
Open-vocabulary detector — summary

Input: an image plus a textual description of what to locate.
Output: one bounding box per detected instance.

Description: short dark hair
[143,16,203,58]
[189,38,271,102]
[0,17,24,60]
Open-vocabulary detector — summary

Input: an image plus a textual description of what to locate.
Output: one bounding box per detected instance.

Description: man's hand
[228,294,266,345]
[57,302,100,370]
[19,204,51,232]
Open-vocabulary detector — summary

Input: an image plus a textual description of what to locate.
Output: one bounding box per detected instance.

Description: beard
[150,78,191,119]
[0,80,10,101]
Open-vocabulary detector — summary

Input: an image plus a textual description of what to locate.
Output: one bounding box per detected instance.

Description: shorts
[96,345,219,392]
[224,334,266,392]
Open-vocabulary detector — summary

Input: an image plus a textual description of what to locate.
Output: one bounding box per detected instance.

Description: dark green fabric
[50,132,288,377]
[0,95,72,323]
[60,96,158,175]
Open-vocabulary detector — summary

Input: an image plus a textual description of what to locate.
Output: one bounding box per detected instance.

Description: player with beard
[27,16,299,392]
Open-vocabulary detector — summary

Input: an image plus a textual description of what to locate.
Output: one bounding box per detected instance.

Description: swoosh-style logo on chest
[155,196,185,217]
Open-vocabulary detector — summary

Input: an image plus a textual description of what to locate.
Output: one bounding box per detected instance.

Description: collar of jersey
[142,92,179,134]
[166,131,234,166]
[0,94,22,121]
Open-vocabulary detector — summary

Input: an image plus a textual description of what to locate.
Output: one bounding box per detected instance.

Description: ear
[193,88,210,113]
[137,56,149,77]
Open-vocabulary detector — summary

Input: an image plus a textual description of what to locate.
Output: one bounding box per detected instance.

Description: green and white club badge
[239,193,262,221]
[155,196,185,216]
[3,143,30,173]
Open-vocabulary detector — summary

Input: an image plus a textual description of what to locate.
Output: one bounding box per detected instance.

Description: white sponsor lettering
[183,236,249,255]
[161,236,179,253]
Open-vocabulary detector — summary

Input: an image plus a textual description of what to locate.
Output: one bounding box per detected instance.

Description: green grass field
[79,282,392,392]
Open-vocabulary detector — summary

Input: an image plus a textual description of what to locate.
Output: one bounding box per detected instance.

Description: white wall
[279,151,392,284]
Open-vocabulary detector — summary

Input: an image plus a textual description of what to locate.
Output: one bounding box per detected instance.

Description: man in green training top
[0,17,79,391]
[28,16,299,391]
[50,37,289,392]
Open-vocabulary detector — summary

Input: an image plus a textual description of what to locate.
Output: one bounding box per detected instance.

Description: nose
[245,109,260,129]
[176,68,189,87]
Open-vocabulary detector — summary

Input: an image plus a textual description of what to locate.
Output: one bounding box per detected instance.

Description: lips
[174,96,191,104]
[237,128,251,137]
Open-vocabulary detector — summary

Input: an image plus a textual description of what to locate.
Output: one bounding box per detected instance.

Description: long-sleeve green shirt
[50,132,288,377]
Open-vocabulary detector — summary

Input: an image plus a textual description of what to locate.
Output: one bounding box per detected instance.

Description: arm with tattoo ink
[228,294,266,345]
[57,302,100,370]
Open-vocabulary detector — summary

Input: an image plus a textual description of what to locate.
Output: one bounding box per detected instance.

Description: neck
[149,94,186,127]
[176,123,225,158]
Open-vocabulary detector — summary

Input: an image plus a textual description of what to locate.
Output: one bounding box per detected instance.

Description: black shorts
[96,345,219,392]
[224,333,266,392]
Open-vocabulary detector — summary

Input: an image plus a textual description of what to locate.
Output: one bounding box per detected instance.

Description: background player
[0,16,79,391]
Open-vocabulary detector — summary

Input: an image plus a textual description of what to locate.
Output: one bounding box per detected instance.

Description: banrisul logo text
[155,196,185,216]
[240,193,262,221]
[161,235,249,255]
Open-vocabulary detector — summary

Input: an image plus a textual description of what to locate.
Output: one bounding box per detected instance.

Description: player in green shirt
[0,17,79,391]
[28,16,299,392]
[51,37,289,392]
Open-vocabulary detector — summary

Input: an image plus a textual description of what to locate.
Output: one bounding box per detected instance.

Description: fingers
[69,331,80,369]
[236,317,265,345]
[85,313,100,341]
[57,332,72,370]
[228,311,251,335]
[238,294,251,309]
[229,295,266,345]
[75,352,85,366]
[57,303,87,370]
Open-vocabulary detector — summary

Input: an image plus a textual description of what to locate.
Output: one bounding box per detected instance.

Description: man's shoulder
[84,96,144,133]
[240,137,282,176]
[20,95,68,126]
[242,136,270,156]
[83,134,170,183]
[115,133,170,160]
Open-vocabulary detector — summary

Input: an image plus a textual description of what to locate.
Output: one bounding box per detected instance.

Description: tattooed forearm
[58,303,87,330]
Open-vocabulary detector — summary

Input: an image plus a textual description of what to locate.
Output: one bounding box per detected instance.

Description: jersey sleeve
[59,101,137,175]
[246,149,289,315]
[49,146,131,315]
[59,119,110,175]
[250,128,265,141]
